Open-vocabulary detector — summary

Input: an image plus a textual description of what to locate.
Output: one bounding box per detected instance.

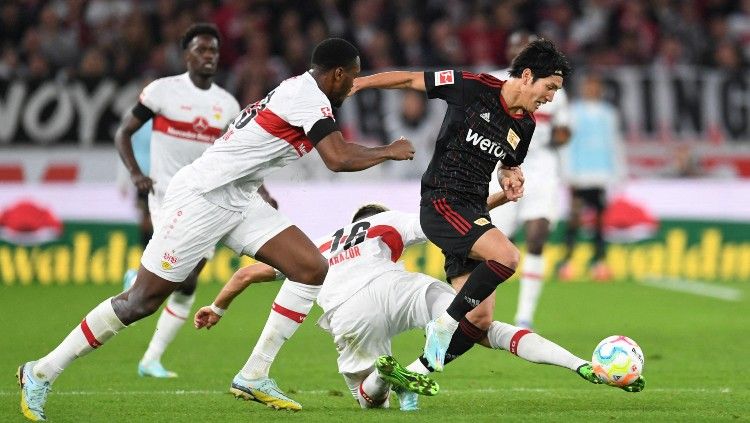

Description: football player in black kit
[349,39,572,372]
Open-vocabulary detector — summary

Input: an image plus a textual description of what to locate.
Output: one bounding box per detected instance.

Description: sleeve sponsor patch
[506,128,520,150]
[320,106,334,120]
[435,70,454,86]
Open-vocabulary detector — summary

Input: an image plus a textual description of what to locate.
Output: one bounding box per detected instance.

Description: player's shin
[141,291,195,365]
[33,298,125,383]
[487,321,586,371]
[446,260,514,321]
[514,253,544,328]
[239,280,320,380]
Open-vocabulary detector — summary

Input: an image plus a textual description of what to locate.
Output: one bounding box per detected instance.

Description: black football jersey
[421,70,535,207]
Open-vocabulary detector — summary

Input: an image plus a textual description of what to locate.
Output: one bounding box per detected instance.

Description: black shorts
[572,187,606,212]
[420,194,495,280]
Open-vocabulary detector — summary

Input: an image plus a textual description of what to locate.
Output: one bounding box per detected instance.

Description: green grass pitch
[1,280,749,422]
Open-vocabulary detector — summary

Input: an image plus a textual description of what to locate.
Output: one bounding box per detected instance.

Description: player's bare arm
[349,71,426,96]
[115,112,154,194]
[487,191,511,211]
[315,131,414,172]
[194,263,278,330]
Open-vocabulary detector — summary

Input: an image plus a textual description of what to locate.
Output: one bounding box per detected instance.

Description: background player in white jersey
[195,203,641,411]
[488,32,572,330]
[114,23,242,379]
[17,38,415,422]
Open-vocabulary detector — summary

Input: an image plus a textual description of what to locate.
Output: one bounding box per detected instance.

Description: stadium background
[1,1,748,421]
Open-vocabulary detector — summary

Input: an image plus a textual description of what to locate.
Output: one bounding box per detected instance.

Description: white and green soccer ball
[592,335,645,386]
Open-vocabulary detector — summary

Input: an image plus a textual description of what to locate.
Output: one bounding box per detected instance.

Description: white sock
[514,253,544,326]
[435,311,459,331]
[240,280,320,380]
[406,359,431,375]
[487,321,586,371]
[141,291,195,364]
[34,298,125,383]
[357,371,390,408]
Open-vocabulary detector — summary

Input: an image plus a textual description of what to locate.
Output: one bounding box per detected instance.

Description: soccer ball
[591,335,644,386]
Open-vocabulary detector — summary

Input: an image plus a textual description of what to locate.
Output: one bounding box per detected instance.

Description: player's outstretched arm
[349,71,426,96]
[487,191,510,211]
[115,112,154,194]
[194,263,279,330]
[316,131,414,172]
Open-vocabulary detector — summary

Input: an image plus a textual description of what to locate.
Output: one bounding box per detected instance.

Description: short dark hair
[508,38,571,80]
[311,38,359,71]
[351,203,389,223]
[181,23,221,50]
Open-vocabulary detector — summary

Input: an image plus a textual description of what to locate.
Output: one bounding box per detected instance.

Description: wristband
[209,303,226,316]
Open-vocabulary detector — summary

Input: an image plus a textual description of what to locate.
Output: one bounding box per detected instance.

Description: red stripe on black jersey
[152,115,222,142]
[255,108,314,156]
[462,71,503,88]
[366,225,405,262]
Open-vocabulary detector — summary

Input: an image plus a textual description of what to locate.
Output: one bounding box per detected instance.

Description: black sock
[419,318,488,371]
[446,260,514,321]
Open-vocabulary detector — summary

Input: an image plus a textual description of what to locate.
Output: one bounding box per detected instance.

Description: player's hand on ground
[130,172,155,195]
[194,306,222,330]
[387,136,415,160]
[499,166,524,201]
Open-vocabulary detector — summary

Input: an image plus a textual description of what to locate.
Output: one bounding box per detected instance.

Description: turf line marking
[639,277,743,302]
[0,387,733,396]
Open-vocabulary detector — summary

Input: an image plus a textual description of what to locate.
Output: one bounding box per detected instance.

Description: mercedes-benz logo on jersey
[192,116,209,133]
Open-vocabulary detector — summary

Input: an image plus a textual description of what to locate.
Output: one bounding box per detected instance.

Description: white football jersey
[489,69,570,170]
[315,211,426,313]
[184,71,335,210]
[139,72,240,201]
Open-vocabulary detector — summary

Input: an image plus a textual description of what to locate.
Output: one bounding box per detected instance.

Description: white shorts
[142,181,293,282]
[317,270,454,375]
[149,190,217,261]
[489,160,561,237]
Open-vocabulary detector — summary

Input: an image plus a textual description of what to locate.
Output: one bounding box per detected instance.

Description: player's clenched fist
[387,136,415,160]
[194,306,222,330]
[130,172,155,194]
[499,165,524,201]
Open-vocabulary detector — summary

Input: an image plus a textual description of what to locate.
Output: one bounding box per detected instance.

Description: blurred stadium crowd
[2,0,749,106]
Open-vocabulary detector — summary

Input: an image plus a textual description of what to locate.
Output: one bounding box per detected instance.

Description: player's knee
[465,311,493,331]
[112,294,162,325]
[177,275,198,296]
[499,244,521,269]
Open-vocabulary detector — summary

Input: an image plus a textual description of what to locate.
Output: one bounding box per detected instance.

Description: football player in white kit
[488,32,572,330]
[195,203,642,412]
[17,38,415,422]
[114,23,242,379]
